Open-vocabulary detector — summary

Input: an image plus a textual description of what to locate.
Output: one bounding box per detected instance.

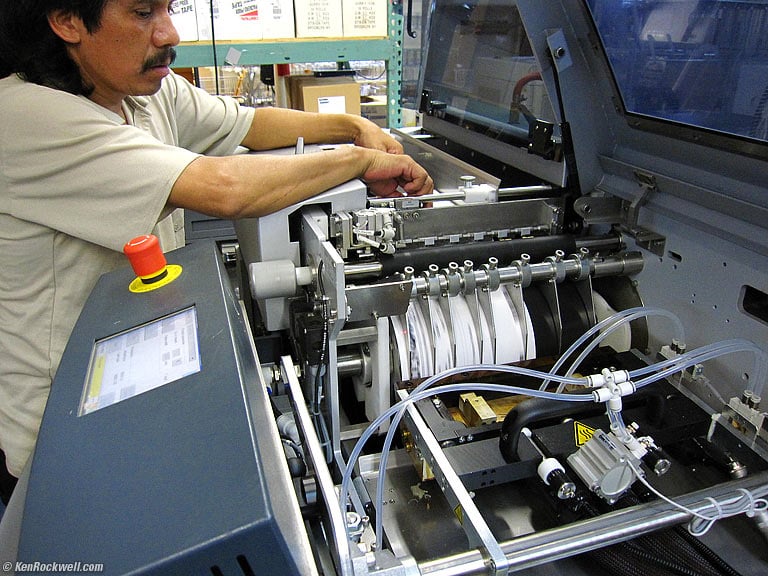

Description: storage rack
[174,12,406,127]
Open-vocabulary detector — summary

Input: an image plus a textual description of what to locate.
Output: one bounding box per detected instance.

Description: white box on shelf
[342,0,388,37]
[197,0,263,41]
[294,0,344,38]
[261,0,296,39]
[171,0,199,42]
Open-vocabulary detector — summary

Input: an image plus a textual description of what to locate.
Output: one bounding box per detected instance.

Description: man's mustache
[142,47,177,72]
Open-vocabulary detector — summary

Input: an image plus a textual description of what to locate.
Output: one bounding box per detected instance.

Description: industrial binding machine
[3,1,768,575]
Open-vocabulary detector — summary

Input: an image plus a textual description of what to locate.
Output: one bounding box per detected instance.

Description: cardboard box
[294,0,344,38]
[197,0,262,41]
[288,76,361,115]
[342,0,388,38]
[361,96,388,127]
[261,0,296,39]
[170,0,199,41]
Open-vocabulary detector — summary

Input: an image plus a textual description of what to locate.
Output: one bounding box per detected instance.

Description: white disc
[478,301,495,364]
[407,300,434,379]
[522,302,537,359]
[390,314,410,382]
[491,288,524,364]
[450,295,480,367]
[430,299,453,374]
[592,291,631,352]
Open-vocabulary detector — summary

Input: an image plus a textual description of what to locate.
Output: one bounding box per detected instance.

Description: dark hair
[0,1,110,95]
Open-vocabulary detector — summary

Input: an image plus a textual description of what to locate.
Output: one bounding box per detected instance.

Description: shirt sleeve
[0,81,199,252]
[151,72,256,156]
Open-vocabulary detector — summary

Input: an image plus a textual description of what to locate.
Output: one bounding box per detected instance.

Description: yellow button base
[128,264,183,293]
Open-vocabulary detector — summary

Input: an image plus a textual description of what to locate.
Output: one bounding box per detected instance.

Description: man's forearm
[241,107,364,150]
[168,145,370,218]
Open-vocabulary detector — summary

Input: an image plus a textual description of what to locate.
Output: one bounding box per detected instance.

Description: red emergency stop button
[124,234,167,279]
[123,234,182,293]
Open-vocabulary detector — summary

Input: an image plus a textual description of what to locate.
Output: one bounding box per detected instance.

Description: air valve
[522,427,576,500]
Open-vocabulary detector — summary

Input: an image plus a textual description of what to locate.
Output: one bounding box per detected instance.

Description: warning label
[574,421,596,446]
[454,504,464,525]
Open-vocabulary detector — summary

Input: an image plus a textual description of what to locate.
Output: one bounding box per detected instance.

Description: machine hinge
[573,171,666,257]
[620,171,666,256]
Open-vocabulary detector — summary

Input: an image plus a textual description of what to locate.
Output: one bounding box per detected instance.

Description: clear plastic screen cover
[419,0,558,145]
[585,0,768,144]
[79,307,201,416]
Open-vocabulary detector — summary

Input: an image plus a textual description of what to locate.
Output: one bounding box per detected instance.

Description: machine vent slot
[236,555,256,576]
[208,556,257,576]
[741,285,768,325]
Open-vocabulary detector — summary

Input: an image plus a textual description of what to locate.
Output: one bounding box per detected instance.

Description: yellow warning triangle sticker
[574,421,596,446]
[454,504,464,525]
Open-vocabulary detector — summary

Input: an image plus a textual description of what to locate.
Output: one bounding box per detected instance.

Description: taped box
[197,0,262,41]
[295,0,344,38]
[288,76,361,115]
[261,0,296,39]
[342,0,388,37]
[170,0,199,42]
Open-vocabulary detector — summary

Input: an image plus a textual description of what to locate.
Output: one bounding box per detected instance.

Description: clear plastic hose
[631,339,768,395]
[607,405,631,443]
[339,340,768,548]
[540,306,685,393]
[338,364,594,548]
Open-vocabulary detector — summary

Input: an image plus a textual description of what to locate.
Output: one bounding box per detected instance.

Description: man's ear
[47,10,84,44]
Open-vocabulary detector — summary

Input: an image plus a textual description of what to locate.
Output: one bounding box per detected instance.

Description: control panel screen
[79,307,201,416]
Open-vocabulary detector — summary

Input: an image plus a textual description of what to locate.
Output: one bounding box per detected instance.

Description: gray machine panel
[16,241,313,575]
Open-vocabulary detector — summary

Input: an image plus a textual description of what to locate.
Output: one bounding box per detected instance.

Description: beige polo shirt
[0,72,255,476]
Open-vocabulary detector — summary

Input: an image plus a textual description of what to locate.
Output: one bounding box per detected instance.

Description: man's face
[66,0,180,112]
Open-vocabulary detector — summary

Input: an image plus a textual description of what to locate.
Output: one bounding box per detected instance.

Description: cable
[578,493,737,576]
[556,307,686,391]
[340,334,767,547]
[313,260,332,463]
[208,0,220,95]
[627,459,768,537]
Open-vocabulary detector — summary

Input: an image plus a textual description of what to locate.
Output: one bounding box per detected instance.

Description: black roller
[522,280,592,360]
[378,235,577,277]
[556,282,593,354]
[523,283,560,358]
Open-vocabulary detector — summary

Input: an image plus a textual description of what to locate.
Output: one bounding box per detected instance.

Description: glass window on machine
[419,0,558,145]
[585,0,768,143]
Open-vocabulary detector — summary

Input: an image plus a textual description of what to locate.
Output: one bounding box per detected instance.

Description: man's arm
[167,144,432,219]
[240,107,404,154]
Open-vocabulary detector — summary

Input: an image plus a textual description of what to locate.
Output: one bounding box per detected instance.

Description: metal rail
[417,471,768,575]
[281,356,355,576]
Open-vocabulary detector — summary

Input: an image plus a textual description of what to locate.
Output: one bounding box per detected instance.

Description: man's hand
[361,149,433,198]
[353,118,404,155]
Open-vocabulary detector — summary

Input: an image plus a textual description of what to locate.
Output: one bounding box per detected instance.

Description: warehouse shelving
[174,13,406,127]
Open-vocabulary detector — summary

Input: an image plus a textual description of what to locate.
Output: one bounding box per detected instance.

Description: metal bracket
[282,356,355,576]
[621,171,666,256]
[575,170,666,256]
[626,170,657,229]
[573,195,624,224]
[528,120,560,160]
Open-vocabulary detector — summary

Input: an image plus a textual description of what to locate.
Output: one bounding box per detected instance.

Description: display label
[79,307,201,416]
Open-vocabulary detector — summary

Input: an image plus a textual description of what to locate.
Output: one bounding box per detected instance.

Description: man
[0,0,433,502]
